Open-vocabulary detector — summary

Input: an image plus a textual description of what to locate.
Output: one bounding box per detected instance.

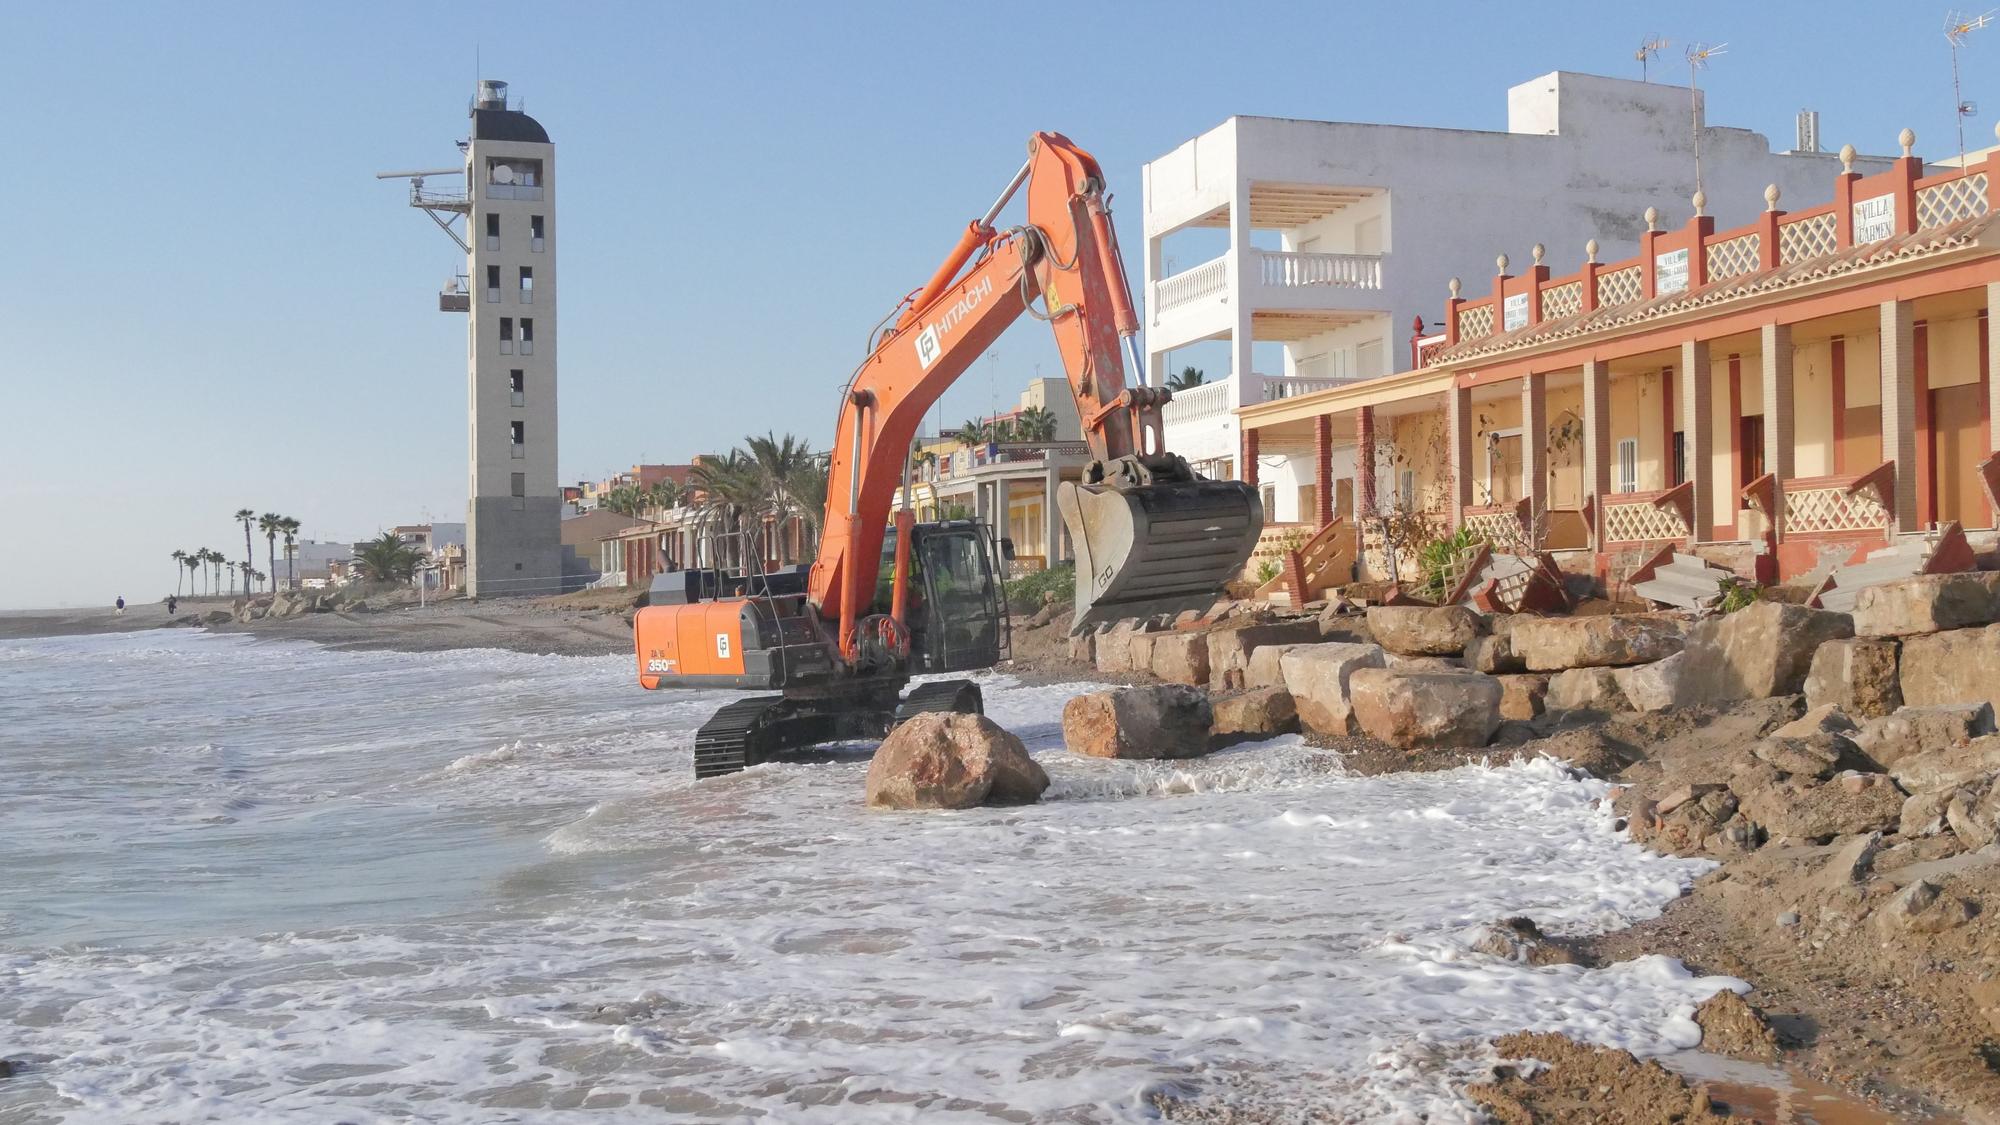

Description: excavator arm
[810,132,1261,655]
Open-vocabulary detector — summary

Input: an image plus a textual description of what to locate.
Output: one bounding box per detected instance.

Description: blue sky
[2,0,1987,608]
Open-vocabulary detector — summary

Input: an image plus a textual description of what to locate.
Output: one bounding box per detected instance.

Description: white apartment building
[1141,70,1893,523]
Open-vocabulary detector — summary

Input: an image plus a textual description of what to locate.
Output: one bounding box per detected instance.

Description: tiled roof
[1434,211,2000,364]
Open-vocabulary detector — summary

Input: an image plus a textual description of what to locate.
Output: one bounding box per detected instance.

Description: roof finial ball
[1692,190,1706,217]
[1994,120,2000,143]
[1764,183,1781,211]
[1496,253,1509,274]
[1585,238,1599,263]
[1900,128,1916,158]
[1531,242,1546,266]
[1449,277,1462,299]
[1840,143,1857,174]
[1644,206,1660,231]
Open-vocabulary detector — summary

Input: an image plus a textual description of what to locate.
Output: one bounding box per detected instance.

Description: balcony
[1254,249,1381,291]
[1150,249,1387,351]
[1161,373,1369,428]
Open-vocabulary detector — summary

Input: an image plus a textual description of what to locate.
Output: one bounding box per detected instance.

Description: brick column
[1356,406,1378,518]
[1241,426,1260,490]
[1881,300,1920,533]
[1447,383,1473,527]
[1761,323,1794,541]
[1313,413,1334,528]
[1681,339,1714,541]
[1989,284,2000,451]
[1521,372,1547,522]
[1582,359,1611,549]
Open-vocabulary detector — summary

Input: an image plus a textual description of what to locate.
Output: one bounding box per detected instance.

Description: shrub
[1416,525,1481,604]
[1254,558,1282,585]
[1717,576,1761,614]
[1004,562,1074,612]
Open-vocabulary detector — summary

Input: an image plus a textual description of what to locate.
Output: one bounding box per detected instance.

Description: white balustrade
[1152,253,1229,313]
[1255,249,1382,290]
[1161,379,1231,426]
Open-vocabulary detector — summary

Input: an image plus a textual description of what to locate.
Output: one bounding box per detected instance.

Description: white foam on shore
[0,633,1730,1122]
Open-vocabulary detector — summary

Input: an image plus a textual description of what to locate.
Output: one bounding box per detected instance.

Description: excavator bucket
[1057,479,1264,633]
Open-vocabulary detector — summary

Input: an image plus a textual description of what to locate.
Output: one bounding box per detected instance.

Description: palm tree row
[687,432,828,573]
[599,479,683,519]
[256,512,303,592]
[955,405,1058,449]
[167,547,266,598]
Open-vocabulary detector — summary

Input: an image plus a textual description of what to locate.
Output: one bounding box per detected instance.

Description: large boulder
[1062,685,1212,760]
[1736,772,1903,839]
[1852,703,1996,769]
[1149,632,1211,686]
[1093,623,1137,674]
[1245,643,1315,690]
[1364,605,1482,657]
[1465,619,1529,674]
[1205,619,1325,691]
[1803,637,1902,719]
[1496,674,1550,721]
[1067,630,1096,665]
[1899,624,2000,711]
[1677,602,1853,702]
[1210,688,1300,745]
[1127,631,1159,674]
[1510,615,1685,671]
[1889,733,2000,793]
[1348,668,1503,749]
[1279,643,1388,736]
[1547,667,1631,713]
[865,712,1049,809]
[1612,652,1688,712]
[1850,572,2000,638]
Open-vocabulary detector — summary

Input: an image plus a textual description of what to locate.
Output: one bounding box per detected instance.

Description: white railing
[1260,374,1363,400]
[1161,379,1231,425]
[1255,249,1382,290]
[1152,254,1229,313]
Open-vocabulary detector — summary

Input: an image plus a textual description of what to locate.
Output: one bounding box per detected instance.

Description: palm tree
[259,513,283,593]
[352,531,424,583]
[235,509,257,592]
[184,552,203,597]
[1167,365,1206,391]
[204,549,223,595]
[171,550,188,596]
[280,518,301,589]
[1015,406,1058,443]
[645,479,683,515]
[957,419,989,449]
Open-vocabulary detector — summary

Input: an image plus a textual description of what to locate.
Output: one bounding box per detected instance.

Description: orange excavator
[634,132,1263,778]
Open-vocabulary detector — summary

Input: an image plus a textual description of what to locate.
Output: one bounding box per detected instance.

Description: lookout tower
[381,80,561,597]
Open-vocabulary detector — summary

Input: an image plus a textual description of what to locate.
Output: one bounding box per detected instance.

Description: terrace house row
[1237,128,2000,607]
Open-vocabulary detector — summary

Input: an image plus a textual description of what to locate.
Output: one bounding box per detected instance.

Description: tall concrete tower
[463,80,560,596]
[384,79,561,597]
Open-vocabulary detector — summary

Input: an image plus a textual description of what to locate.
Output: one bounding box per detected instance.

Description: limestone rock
[1067,630,1096,664]
[1205,619,1324,691]
[1149,632,1210,686]
[1803,637,1902,719]
[1093,623,1137,674]
[1611,652,1687,712]
[1510,615,1685,671]
[865,712,1049,809]
[1851,571,2000,638]
[1899,624,2000,711]
[1853,703,1995,769]
[1945,782,2000,850]
[1364,605,1482,656]
[1752,735,1850,781]
[1736,772,1902,839]
[1692,990,1780,1062]
[1889,733,2000,792]
[1210,688,1300,744]
[1127,631,1158,674]
[1496,674,1550,721]
[1901,787,1956,838]
[1348,668,1502,749]
[1547,667,1630,713]
[1465,629,1527,674]
[1469,917,1580,966]
[1062,685,1212,760]
[1678,602,1854,702]
[1279,643,1387,736]
[1535,728,1637,778]
[1245,643,1314,690]
[1819,831,1884,889]
[1385,654,1464,672]
[1874,878,1975,935]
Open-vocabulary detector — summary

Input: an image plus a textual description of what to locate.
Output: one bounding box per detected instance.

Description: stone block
[1678,602,1854,702]
[1511,615,1686,671]
[1348,668,1503,749]
[1851,572,2000,638]
[1278,643,1387,736]
[1803,637,1902,719]
[1364,605,1482,656]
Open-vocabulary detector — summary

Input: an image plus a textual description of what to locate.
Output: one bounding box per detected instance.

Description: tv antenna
[1948,10,1994,170]
[1685,42,1727,198]
[1635,35,1668,82]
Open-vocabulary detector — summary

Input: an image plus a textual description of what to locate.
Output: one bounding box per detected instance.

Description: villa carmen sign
[1853,193,1895,244]
[1502,292,1529,331]
[1654,248,1689,295]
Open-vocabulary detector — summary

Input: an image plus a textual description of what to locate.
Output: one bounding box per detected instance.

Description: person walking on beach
[115,596,125,615]
[166,595,177,615]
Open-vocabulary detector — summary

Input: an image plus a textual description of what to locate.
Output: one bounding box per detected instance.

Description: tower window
[520,318,534,356]
[510,369,525,407]
[485,265,501,303]
[485,213,500,250]
[510,420,526,458]
[519,266,533,303]
[530,215,545,252]
[511,472,526,497]
[498,317,514,354]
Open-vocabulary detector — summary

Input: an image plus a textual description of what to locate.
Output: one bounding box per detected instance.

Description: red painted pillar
[1241,427,1260,490]
[1916,321,1934,525]
[1832,337,1849,473]
[1313,413,1334,527]
[1661,366,1678,488]
[1356,406,1377,518]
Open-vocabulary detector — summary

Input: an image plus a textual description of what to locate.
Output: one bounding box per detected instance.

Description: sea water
[0,631,1734,1122]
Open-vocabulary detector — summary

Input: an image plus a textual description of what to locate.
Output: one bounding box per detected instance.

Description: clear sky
[3,0,1987,608]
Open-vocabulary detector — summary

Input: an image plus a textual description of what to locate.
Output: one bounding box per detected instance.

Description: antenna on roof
[1947,10,1994,170]
[1685,42,1727,199]
[1635,35,1668,82]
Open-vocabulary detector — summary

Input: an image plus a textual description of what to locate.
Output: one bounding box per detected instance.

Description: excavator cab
[878,520,1010,674]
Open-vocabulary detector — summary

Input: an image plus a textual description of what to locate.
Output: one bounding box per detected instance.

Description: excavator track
[692,695,784,780]
[892,679,983,727]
